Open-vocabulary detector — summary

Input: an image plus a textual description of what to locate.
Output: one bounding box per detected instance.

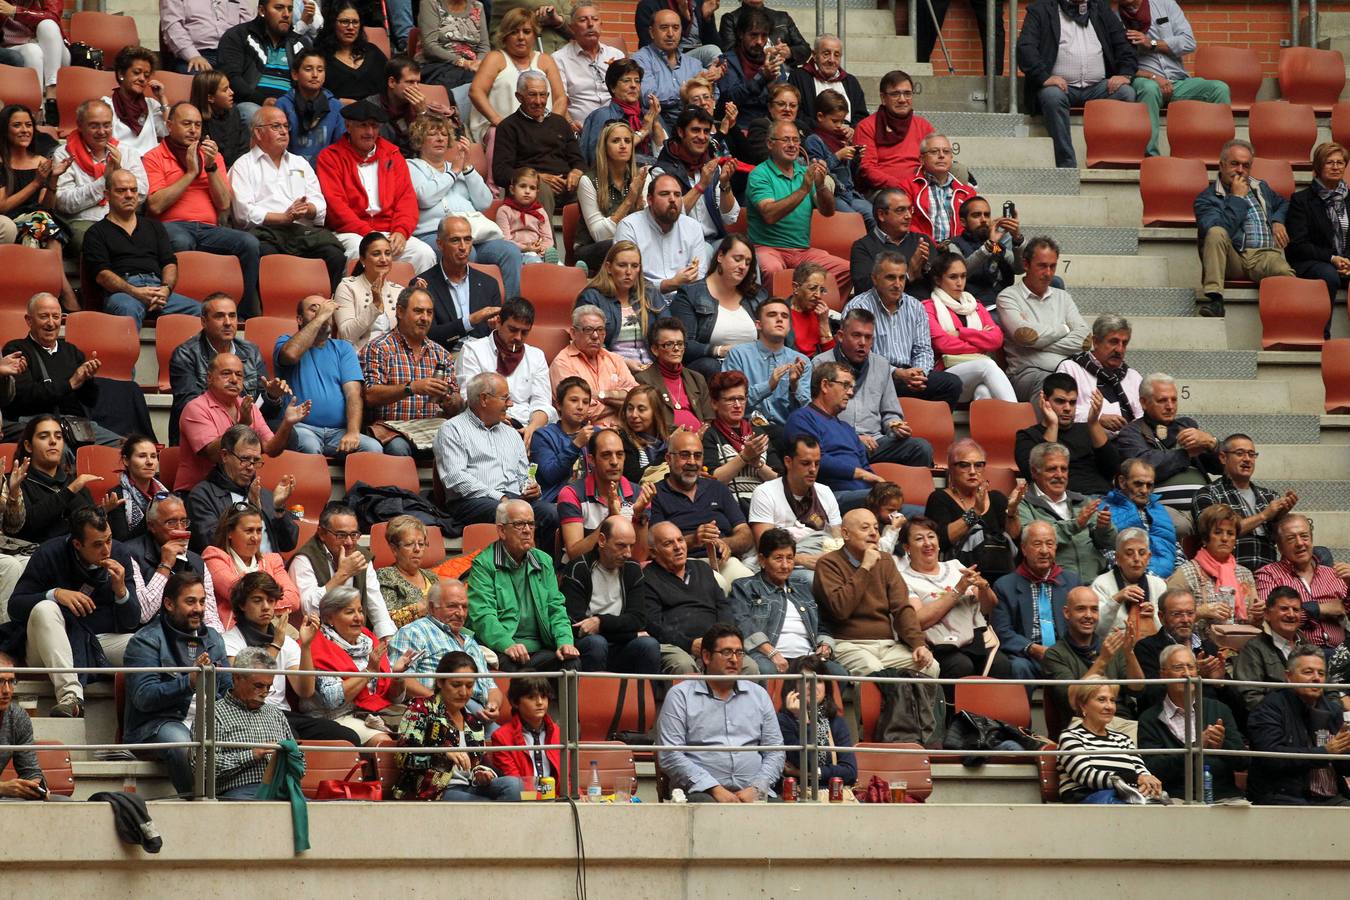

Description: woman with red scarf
[634,315,714,433]
[101,46,168,159]
[702,370,781,511]
[578,59,665,167]
[855,69,934,193]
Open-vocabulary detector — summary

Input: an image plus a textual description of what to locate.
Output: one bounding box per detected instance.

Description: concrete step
[1021,224,1138,255]
[1161,378,1293,414]
[850,59,933,78]
[950,136,1055,169]
[1057,253,1171,287]
[927,110,1027,137]
[15,681,118,747]
[1128,349,1256,380]
[29,717,90,761]
[969,166,1081,196]
[1073,287,1196,318]
[1249,444,1350,481]
[992,194,1107,225]
[1127,316,1228,352]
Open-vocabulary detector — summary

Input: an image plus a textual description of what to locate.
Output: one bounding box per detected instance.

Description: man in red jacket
[903,133,976,243]
[315,100,436,273]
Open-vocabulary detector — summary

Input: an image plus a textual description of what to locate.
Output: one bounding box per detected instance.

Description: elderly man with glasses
[289,500,396,640]
[391,579,502,715]
[186,424,299,556]
[126,494,222,630]
[548,305,639,429]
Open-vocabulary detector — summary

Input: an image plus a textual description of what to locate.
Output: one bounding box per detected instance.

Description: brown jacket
[812,547,926,648]
[634,364,714,433]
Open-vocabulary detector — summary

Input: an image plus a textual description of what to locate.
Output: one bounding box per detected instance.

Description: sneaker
[50,698,83,718]
[543,246,560,265]
[1196,294,1225,318]
[575,260,589,276]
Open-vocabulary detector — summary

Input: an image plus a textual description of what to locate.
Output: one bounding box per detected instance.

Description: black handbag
[68,42,104,69]
[30,349,99,448]
[942,710,1049,768]
[956,526,1015,581]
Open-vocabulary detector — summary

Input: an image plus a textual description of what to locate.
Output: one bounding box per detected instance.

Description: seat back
[1333,101,1350,150]
[530,326,572,360]
[809,210,866,260]
[1251,158,1296,200]
[870,463,935,507]
[0,443,15,473]
[468,262,506,300]
[345,451,420,493]
[1,741,76,796]
[1259,275,1330,350]
[153,70,194,106]
[174,250,245,304]
[521,264,589,329]
[158,445,181,488]
[1162,100,1234,165]
[968,399,1036,470]
[1038,741,1061,802]
[154,313,201,392]
[983,465,1019,496]
[64,311,139,381]
[1277,46,1347,111]
[852,742,932,801]
[260,256,333,317]
[953,675,1032,729]
[599,33,631,54]
[1248,101,1318,166]
[1082,98,1151,168]
[298,740,363,799]
[578,741,638,796]
[461,522,497,554]
[769,267,843,311]
[75,444,122,506]
[241,316,294,379]
[578,677,656,741]
[1321,338,1350,413]
[406,27,422,60]
[53,67,117,132]
[365,26,392,57]
[1194,45,1262,112]
[258,451,332,522]
[0,63,42,111]
[368,521,446,569]
[1139,156,1207,226]
[0,244,63,306]
[897,397,954,465]
[69,12,140,70]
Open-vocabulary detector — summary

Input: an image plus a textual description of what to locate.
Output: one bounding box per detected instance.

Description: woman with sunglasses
[202,502,301,631]
[923,438,1024,584]
[107,433,168,542]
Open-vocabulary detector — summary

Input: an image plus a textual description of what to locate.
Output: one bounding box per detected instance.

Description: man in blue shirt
[784,360,888,511]
[275,295,385,456]
[632,9,726,132]
[724,297,809,427]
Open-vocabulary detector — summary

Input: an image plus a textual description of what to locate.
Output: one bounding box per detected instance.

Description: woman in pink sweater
[923,251,1016,403]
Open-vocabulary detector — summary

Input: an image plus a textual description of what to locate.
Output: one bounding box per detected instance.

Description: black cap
[340,100,389,124]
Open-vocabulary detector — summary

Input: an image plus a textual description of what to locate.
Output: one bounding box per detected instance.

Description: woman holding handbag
[394,650,521,801]
[923,252,1016,403]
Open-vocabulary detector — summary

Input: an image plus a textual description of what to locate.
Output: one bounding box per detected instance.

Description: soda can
[539,777,556,799]
[828,777,843,802]
[289,504,304,521]
[782,777,797,802]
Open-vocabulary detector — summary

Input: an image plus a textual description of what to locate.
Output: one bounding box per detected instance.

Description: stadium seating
[159,445,180,486]
[521,264,588,329]
[53,66,116,133]
[174,251,245,306]
[1161,100,1234,165]
[578,741,639,795]
[1247,101,1318,167]
[0,64,42,114]
[984,466,1018,496]
[1276,46,1346,112]
[366,26,392,57]
[1333,101,1350,149]
[64,311,139,381]
[853,742,933,801]
[74,444,122,506]
[345,451,419,493]
[531,325,572,359]
[1321,338,1350,413]
[1083,99,1150,168]
[461,522,498,554]
[155,314,201,392]
[898,397,955,465]
[1250,158,1295,200]
[1193,45,1261,112]
[561,203,581,267]
[299,740,364,799]
[0,443,14,473]
[469,262,506,300]
[809,210,865,260]
[153,70,194,106]
[258,451,332,522]
[1139,156,1207,227]
[0,245,63,306]
[578,677,657,742]
[69,12,139,71]
[1258,276,1331,350]
[968,399,1035,470]
[870,463,935,507]
[241,317,294,378]
[953,676,1032,729]
[0,741,74,796]
[259,255,332,317]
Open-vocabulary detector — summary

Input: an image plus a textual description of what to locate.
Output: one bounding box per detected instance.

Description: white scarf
[930,287,982,336]
[229,547,260,574]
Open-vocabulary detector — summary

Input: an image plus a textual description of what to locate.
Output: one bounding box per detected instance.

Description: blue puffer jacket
[1102,488,1179,578]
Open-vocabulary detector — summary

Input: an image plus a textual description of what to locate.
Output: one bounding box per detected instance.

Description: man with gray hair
[904,133,975,244]
[491,70,584,218]
[850,188,932,295]
[126,494,222,629]
[788,33,867,126]
[53,97,148,253]
[213,645,301,800]
[547,304,638,428]
[1055,313,1142,433]
[435,372,560,543]
[390,579,502,716]
[1018,440,1115,581]
[1193,138,1294,318]
[551,4,626,127]
[1115,371,1220,528]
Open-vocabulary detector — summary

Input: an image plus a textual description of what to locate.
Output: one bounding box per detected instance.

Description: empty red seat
[1322,338,1350,412]
[1139,156,1207,226]
[1277,46,1346,112]
[1194,46,1262,113]
[53,66,116,134]
[69,12,139,71]
[899,397,955,465]
[1083,98,1150,168]
[1334,102,1350,149]
[0,63,41,112]
[870,463,935,507]
[954,675,1032,729]
[969,399,1036,470]
[809,210,865,260]
[1163,100,1234,165]
[259,255,331,317]
[175,250,244,304]
[521,264,587,329]
[258,451,332,521]
[345,451,419,493]
[241,316,294,378]
[153,69,194,106]
[1251,157,1295,200]
[64,311,138,381]
[1260,276,1330,350]
[1248,101,1318,167]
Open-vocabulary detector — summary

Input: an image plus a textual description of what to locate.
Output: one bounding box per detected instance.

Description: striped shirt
[360,329,455,421]
[432,409,530,503]
[212,692,297,795]
[1254,560,1348,649]
[1056,725,1150,802]
[841,290,935,372]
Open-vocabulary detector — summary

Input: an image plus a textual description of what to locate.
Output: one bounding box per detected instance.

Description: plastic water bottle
[587,761,602,803]
[1203,765,1214,804]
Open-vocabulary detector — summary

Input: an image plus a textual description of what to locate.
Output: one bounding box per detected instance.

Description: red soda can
[828,777,843,802]
[782,777,797,802]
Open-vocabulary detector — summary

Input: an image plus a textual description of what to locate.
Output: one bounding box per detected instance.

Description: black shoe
[43,97,57,128]
[1196,294,1225,318]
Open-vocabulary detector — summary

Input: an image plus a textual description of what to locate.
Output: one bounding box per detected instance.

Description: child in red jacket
[488,676,561,788]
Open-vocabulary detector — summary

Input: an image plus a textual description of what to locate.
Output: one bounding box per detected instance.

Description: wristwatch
[1149,38,1158,50]
[204,163,218,173]
[404,382,413,396]
[961,508,980,528]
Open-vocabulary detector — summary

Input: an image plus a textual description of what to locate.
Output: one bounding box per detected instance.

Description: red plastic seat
[74,444,122,506]
[769,267,842,310]
[1258,276,1329,350]
[369,521,446,568]
[461,522,497,554]
[809,210,865,260]
[420,83,451,115]
[1333,101,1350,149]
[154,313,201,392]
[1162,100,1234,165]
[0,63,42,112]
[1083,98,1150,168]
[69,12,139,70]
[984,465,1019,496]
[870,463,935,507]
[1194,46,1262,113]
[1248,101,1318,167]
[344,451,419,493]
[968,399,1036,470]
[530,326,572,360]
[521,263,588,328]
[0,244,62,306]
[853,742,933,801]
[174,250,245,305]
[259,255,331,318]
[53,66,117,133]
[158,445,180,487]
[1322,338,1350,413]
[577,677,656,741]
[1251,158,1296,200]
[365,26,391,57]
[1139,156,1207,226]
[241,316,294,378]
[406,27,421,60]
[64,311,138,381]
[578,740,638,796]
[599,33,631,55]
[953,675,1032,729]
[0,741,75,796]
[298,740,363,799]
[898,397,954,465]
[258,451,332,521]
[1277,46,1347,112]
[153,69,194,106]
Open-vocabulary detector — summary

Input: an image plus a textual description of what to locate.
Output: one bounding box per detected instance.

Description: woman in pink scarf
[1167,504,1264,635]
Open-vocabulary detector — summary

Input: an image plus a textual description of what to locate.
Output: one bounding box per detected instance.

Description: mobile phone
[1003,201,1017,219]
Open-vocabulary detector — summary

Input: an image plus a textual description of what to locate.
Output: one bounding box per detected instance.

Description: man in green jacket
[467,499,605,671]
[1018,441,1116,581]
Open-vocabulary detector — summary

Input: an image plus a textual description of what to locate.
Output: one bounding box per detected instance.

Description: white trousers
[13,21,70,88]
[946,355,1018,403]
[337,231,437,274]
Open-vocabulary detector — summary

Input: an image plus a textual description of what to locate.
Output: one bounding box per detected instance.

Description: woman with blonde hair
[467,7,566,141]
[1056,677,1164,804]
[574,239,665,371]
[574,121,648,271]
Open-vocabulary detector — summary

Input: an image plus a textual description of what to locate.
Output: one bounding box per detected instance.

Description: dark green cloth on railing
[256,739,310,853]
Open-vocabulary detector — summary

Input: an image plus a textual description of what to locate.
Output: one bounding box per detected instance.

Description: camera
[1003,201,1017,219]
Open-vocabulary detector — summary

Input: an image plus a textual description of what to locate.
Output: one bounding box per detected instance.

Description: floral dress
[393,695,495,800]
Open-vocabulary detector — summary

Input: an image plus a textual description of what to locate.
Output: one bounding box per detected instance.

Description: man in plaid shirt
[360,286,464,456]
[212,646,301,800]
[1192,433,1299,572]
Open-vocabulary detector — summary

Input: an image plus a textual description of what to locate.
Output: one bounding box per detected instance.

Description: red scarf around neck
[1016,562,1063,585]
[165,136,205,176]
[67,132,118,204]
[874,106,914,148]
[494,329,526,376]
[802,59,848,84]
[111,88,147,133]
[712,415,752,452]
[1119,0,1152,32]
[615,98,643,133]
[813,125,848,155]
[504,195,546,224]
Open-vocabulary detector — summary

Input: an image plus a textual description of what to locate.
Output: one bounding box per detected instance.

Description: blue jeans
[1037,80,1138,168]
[589,635,661,675]
[441,775,522,802]
[104,273,202,325]
[290,423,385,456]
[164,220,262,317]
[1082,789,1126,804]
[173,49,217,73]
[236,102,262,131]
[147,719,195,795]
[416,232,523,300]
[220,783,262,800]
[385,0,414,47]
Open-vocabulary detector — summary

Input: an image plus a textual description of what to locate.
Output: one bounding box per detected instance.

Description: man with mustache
[1055,314,1142,434]
[615,173,706,300]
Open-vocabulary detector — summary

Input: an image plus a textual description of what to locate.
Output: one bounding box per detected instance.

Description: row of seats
[1141,155,1293,226]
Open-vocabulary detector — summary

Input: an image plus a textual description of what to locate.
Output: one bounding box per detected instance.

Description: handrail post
[203,664,218,800]
[796,671,810,799]
[1191,675,1207,804]
[804,670,820,801]
[1008,0,1020,114]
[1181,675,1194,803]
[1292,0,1302,47]
[836,0,846,65]
[192,663,207,800]
[558,670,576,801]
[1310,0,1319,48]
[985,0,997,111]
[816,0,825,44]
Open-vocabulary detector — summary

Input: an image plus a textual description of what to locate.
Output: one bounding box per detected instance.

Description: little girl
[496,167,558,264]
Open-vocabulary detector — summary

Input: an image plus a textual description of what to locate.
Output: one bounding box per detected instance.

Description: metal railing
[6,665,1348,805]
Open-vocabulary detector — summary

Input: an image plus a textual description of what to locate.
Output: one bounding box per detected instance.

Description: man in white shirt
[52,98,147,254]
[747,434,841,590]
[1054,313,1142,432]
[229,104,347,289]
[456,296,557,450]
[551,4,626,129]
[613,173,705,299]
[288,501,395,639]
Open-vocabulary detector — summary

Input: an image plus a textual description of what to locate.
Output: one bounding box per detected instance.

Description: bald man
[990,520,1083,680]
[175,351,310,491]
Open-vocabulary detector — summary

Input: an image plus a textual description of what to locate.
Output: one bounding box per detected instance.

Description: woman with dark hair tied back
[923,437,1022,584]
[103,46,169,158]
[334,231,404,351]
[106,434,168,542]
[703,370,780,508]
[776,653,857,792]
[316,0,390,101]
[189,71,247,168]
[578,58,664,167]
[202,502,301,630]
[5,414,98,544]
[669,234,766,377]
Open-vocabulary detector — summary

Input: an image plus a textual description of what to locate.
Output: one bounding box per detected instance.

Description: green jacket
[467,541,573,653]
[1018,488,1116,582]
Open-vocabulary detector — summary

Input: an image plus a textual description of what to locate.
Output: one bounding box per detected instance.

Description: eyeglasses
[161,518,190,529]
[226,449,262,467]
[575,325,606,336]
[655,340,685,350]
[1224,449,1259,459]
[769,137,801,146]
[951,460,986,470]
[827,378,856,391]
[883,89,915,99]
[719,395,748,404]
[397,540,428,550]
[922,147,953,157]
[672,450,703,460]
[321,526,361,541]
[711,648,745,659]
[505,519,536,530]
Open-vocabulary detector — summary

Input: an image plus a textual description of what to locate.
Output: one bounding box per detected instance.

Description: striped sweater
[1057,725,1151,802]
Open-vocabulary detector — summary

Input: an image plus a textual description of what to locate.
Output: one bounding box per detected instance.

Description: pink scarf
[1193,547,1246,619]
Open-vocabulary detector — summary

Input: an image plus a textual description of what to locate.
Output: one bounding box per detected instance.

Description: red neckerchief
[494,329,526,376]
[1015,562,1063,585]
[874,106,913,148]
[737,48,764,83]
[164,135,205,176]
[813,125,848,155]
[67,132,118,204]
[801,59,848,84]
[666,137,711,173]
[503,195,546,224]
[712,415,752,452]
[615,98,643,133]
[1119,0,1152,32]
[110,88,147,133]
